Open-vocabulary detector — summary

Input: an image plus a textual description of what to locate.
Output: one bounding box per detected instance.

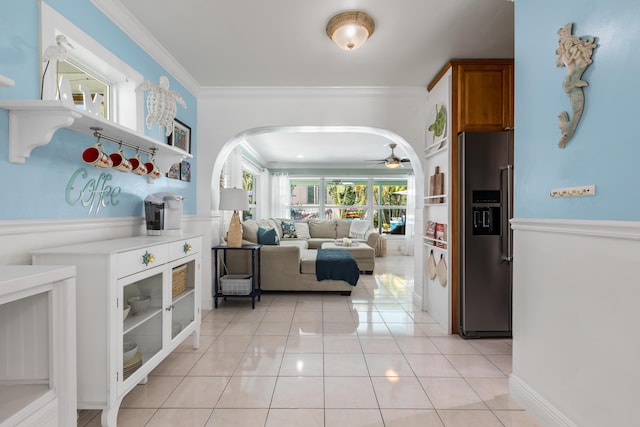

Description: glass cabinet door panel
[170,258,196,340]
[121,268,164,382]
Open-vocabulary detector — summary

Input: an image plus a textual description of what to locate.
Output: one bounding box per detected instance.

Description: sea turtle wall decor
[556,23,597,148]
[137,76,187,137]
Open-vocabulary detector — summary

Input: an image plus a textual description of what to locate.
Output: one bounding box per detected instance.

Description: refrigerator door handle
[500,165,513,262]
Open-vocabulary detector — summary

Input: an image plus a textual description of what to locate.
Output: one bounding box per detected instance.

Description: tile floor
[79,255,542,427]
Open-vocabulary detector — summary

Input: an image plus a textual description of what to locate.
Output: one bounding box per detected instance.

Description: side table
[212,244,262,309]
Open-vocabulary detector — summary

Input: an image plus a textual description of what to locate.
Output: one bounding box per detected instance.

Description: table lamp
[219,188,249,247]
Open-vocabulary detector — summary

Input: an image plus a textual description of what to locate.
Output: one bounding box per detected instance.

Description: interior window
[41,3,143,131]
[58,61,110,119]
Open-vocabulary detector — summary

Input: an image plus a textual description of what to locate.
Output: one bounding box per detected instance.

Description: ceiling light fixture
[326,11,375,51]
[385,158,401,169]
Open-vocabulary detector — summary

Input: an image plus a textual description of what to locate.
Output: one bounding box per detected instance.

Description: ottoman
[320,242,375,274]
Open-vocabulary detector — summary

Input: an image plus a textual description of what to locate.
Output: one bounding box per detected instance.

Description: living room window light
[288,177,408,235]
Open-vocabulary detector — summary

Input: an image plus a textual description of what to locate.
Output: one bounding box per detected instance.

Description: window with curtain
[242,170,256,220]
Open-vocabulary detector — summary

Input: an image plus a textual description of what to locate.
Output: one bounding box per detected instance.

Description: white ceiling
[113,0,514,169]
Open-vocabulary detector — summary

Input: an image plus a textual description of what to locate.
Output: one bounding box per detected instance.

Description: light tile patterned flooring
[79,255,541,427]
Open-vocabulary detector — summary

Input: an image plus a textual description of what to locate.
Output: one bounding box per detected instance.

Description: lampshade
[219,188,249,211]
[326,11,375,51]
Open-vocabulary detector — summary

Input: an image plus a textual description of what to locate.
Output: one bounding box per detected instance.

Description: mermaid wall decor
[555,23,597,148]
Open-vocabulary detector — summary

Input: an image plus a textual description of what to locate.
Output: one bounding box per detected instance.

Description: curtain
[270,172,290,218]
[402,173,415,255]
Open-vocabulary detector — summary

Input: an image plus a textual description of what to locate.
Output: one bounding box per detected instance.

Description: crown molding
[90,0,200,96]
[199,86,427,99]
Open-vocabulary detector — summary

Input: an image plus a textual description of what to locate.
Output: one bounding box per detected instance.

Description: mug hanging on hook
[129,148,148,176]
[82,135,112,168]
[109,143,133,173]
[144,153,162,180]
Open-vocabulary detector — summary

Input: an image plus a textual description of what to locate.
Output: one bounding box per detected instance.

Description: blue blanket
[316,249,360,286]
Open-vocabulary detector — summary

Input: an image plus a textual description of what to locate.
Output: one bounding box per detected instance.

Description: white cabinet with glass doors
[0,265,76,427]
[32,235,201,427]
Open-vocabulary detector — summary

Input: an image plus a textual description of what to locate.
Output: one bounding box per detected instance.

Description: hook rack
[91,127,156,157]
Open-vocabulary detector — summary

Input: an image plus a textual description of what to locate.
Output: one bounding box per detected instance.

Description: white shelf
[0,385,53,425]
[423,236,448,247]
[425,136,447,152]
[425,145,447,159]
[173,288,195,304]
[0,100,191,172]
[123,306,162,335]
[424,194,447,207]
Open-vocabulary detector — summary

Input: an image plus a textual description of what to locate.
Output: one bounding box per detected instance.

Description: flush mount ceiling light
[326,11,375,51]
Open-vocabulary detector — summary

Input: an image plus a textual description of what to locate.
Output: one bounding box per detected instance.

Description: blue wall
[514,0,639,220]
[0,0,197,220]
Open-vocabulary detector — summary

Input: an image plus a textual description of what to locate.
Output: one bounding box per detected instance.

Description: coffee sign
[65,168,121,216]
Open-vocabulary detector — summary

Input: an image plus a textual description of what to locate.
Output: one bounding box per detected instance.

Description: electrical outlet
[550,185,596,198]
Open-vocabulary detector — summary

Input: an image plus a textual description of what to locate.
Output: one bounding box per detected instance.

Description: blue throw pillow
[257,227,280,245]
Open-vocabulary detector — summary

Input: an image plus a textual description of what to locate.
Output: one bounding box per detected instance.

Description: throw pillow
[294,222,311,239]
[257,227,280,245]
[281,219,297,238]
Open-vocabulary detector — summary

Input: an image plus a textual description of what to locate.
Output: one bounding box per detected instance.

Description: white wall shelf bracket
[8,108,81,164]
[550,184,596,198]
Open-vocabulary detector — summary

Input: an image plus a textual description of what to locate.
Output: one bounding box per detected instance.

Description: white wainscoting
[0,215,221,310]
[511,218,640,427]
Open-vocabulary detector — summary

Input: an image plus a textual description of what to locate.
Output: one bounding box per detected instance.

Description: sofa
[222,218,379,293]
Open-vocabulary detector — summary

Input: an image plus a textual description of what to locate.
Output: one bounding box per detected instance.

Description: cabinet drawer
[169,237,201,260]
[117,244,168,278]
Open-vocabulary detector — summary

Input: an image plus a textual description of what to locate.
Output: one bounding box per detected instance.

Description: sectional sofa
[222,218,379,293]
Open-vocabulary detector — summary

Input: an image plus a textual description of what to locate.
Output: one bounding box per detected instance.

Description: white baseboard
[509,375,578,427]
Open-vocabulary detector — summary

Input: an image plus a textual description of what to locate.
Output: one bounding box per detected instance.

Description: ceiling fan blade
[401,158,411,163]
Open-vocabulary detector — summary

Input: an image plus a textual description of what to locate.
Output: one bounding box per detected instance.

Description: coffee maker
[144,192,184,236]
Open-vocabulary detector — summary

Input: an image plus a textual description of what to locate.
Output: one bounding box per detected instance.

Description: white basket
[220,275,252,295]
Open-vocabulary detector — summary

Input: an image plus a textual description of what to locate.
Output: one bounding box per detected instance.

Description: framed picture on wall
[180,161,191,182]
[168,119,191,153]
[166,162,180,180]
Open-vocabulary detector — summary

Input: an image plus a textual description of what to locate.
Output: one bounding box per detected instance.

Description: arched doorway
[210,125,426,310]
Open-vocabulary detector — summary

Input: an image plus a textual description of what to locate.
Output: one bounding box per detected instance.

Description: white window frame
[41,2,144,132]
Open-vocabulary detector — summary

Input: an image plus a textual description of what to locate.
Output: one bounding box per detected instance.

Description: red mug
[144,160,162,180]
[109,148,133,173]
[82,143,112,168]
[128,153,148,176]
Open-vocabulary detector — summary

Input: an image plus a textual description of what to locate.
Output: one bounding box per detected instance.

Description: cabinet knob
[142,251,155,266]
[183,243,192,254]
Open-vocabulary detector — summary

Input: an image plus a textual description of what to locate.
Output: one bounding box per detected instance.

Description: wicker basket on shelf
[172,265,187,298]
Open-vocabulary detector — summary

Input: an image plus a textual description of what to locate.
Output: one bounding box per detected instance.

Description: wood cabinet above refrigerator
[428,59,514,134]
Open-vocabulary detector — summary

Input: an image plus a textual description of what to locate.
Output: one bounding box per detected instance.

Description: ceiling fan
[365,143,411,169]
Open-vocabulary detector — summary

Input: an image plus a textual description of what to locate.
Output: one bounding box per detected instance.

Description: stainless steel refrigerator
[458,131,513,338]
